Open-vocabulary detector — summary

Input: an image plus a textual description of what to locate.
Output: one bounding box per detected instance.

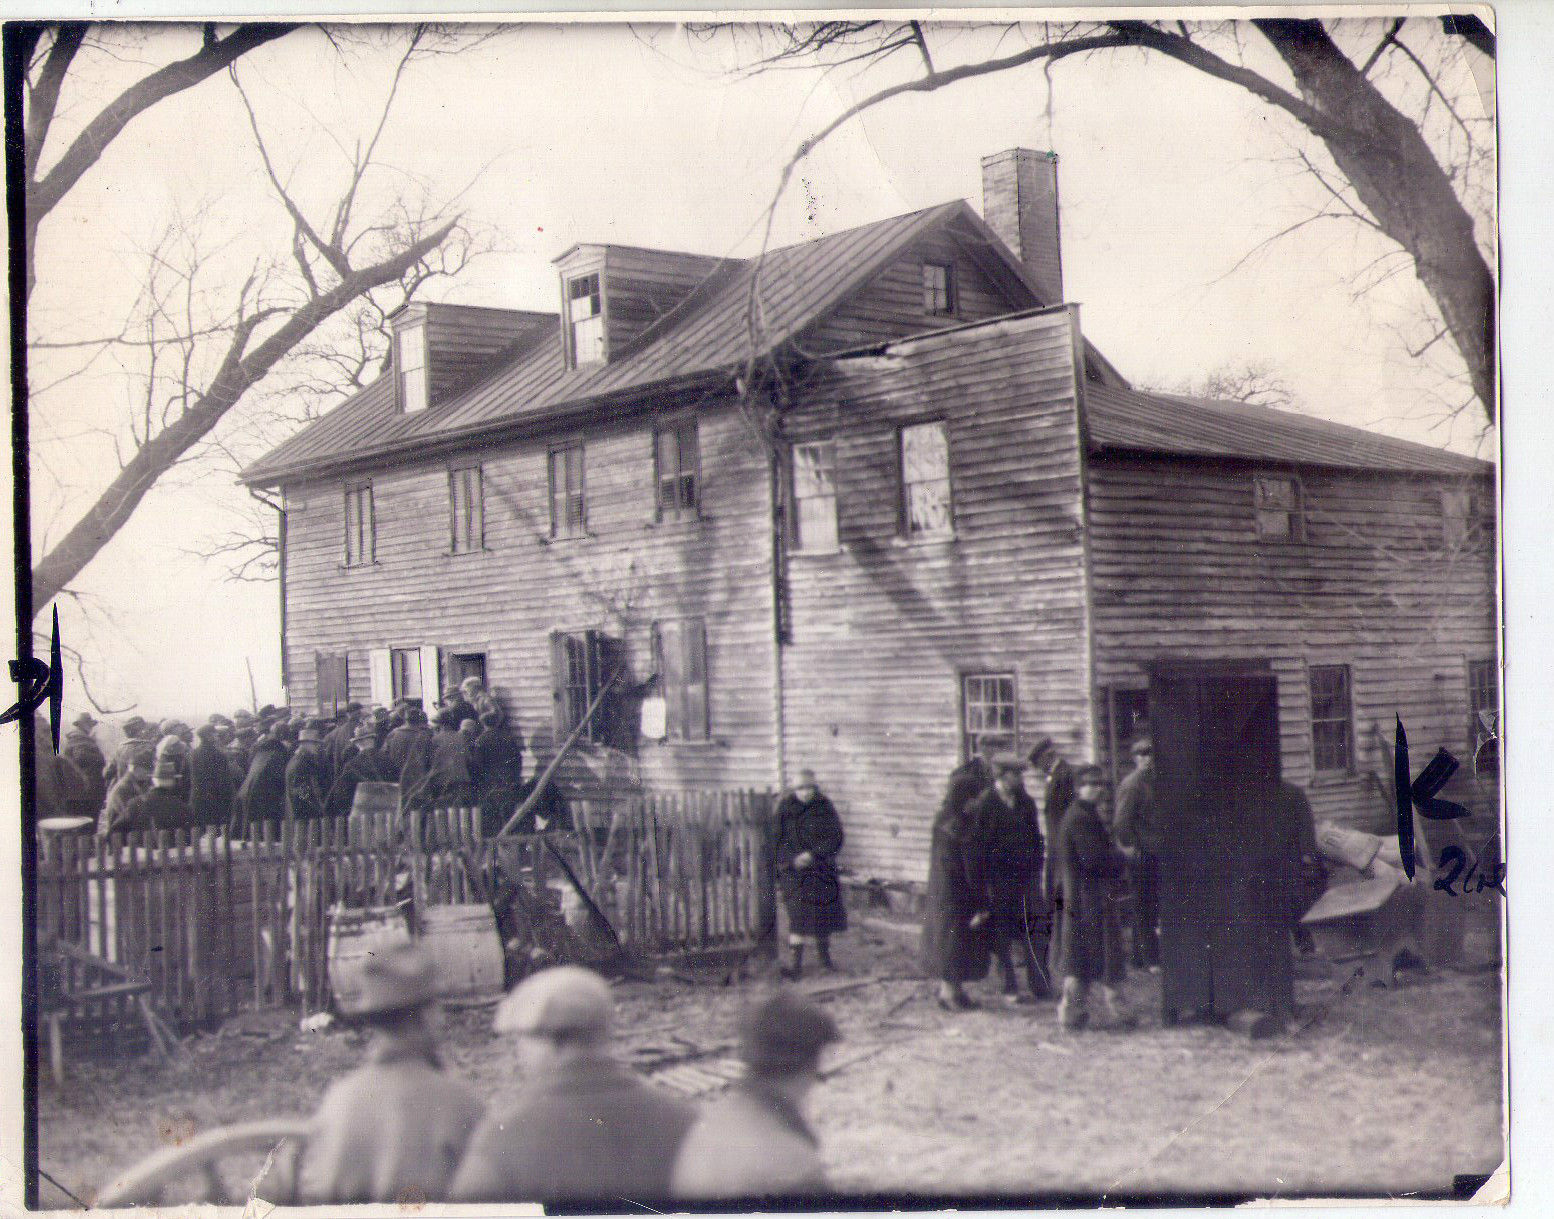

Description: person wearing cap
[1054,765,1131,1030]
[672,992,840,1198]
[326,721,390,818]
[321,704,362,791]
[105,715,156,787]
[774,769,847,978]
[967,755,1051,1002]
[233,724,290,835]
[471,707,524,836]
[121,750,194,833]
[426,709,474,807]
[386,706,434,797]
[100,742,156,837]
[153,730,193,804]
[1113,735,1163,970]
[62,713,108,814]
[285,724,328,821]
[189,722,238,832]
[450,966,696,1202]
[296,940,484,1205]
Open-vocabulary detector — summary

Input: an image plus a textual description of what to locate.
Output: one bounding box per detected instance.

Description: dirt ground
[38,899,1505,1209]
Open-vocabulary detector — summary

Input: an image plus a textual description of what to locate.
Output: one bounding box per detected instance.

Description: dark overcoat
[1042,759,1076,899]
[1054,799,1127,985]
[235,737,289,831]
[100,772,149,836]
[427,729,474,806]
[387,725,434,806]
[968,785,1044,950]
[774,790,847,936]
[920,762,994,983]
[321,720,355,790]
[126,785,193,834]
[62,731,108,814]
[285,747,327,821]
[189,740,237,830]
[471,724,524,817]
[326,748,389,818]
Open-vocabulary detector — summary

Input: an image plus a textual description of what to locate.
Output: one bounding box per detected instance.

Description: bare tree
[22,24,480,613]
[1162,360,1300,413]
[693,17,1496,423]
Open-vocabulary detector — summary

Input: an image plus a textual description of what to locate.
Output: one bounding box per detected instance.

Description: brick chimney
[981,148,1063,304]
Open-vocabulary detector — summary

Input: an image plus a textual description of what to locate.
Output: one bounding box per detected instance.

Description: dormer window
[398,319,428,413]
[567,272,604,367]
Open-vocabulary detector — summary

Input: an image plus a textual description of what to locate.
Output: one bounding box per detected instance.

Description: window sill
[1308,769,1358,786]
[645,513,706,529]
[540,533,593,546]
[790,545,841,558]
[891,532,956,548]
[448,547,492,558]
[338,561,381,571]
[648,737,725,749]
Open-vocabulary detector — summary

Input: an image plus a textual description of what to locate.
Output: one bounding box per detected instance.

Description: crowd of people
[287,947,840,1204]
[33,676,529,840]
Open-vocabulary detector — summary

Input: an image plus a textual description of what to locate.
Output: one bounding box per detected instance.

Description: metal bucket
[418,904,503,999]
[327,905,411,1014]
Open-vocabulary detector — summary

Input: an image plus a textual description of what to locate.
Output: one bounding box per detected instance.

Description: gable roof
[1084,382,1490,476]
[244,200,1024,485]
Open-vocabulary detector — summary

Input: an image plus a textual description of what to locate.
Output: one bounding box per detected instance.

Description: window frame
[390,647,423,704]
[548,443,588,538]
[566,272,605,368]
[1253,473,1305,542]
[922,261,956,317]
[653,420,701,521]
[397,319,429,414]
[448,464,484,555]
[1308,663,1354,773]
[315,652,349,715]
[652,618,710,742]
[898,419,954,540]
[1440,485,1478,548]
[960,671,1018,762]
[343,482,375,568]
[789,438,840,554]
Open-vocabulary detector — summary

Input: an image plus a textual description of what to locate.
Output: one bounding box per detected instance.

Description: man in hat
[672,992,839,1198]
[471,708,524,835]
[1113,735,1163,970]
[327,721,390,818]
[233,723,290,835]
[100,743,155,837]
[105,715,155,787]
[189,722,238,831]
[153,728,193,804]
[1054,765,1131,1030]
[440,684,477,733]
[1028,737,1075,906]
[61,713,108,814]
[120,751,194,834]
[774,769,846,979]
[285,723,328,821]
[297,939,484,1205]
[450,966,696,1203]
[386,705,433,790]
[968,756,1051,1002]
[425,709,473,807]
[321,703,362,792]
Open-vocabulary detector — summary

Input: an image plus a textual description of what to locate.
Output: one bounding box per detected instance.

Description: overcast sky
[27,17,1497,724]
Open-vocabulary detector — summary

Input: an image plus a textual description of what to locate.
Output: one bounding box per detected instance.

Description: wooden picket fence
[36,790,776,1033]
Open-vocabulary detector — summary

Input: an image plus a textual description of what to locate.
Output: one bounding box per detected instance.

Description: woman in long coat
[1054,765,1130,1029]
[774,770,846,978]
[921,758,994,1010]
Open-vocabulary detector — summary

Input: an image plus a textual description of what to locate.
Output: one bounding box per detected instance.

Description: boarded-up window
[344,483,375,566]
[962,672,1016,760]
[1441,487,1473,547]
[449,465,483,554]
[398,320,428,413]
[567,273,604,366]
[900,421,952,537]
[923,261,955,316]
[655,422,700,519]
[391,648,423,704]
[1309,664,1353,772]
[315,653,349,714]
[1253,475,1303,540]
[791,440,838,553]
[549,445,586,537]
[1468,658,1498,742]
[653,619,709,741]
[550,630,626,745]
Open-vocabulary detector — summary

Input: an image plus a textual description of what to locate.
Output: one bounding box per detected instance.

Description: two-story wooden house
[243,148,1496,883]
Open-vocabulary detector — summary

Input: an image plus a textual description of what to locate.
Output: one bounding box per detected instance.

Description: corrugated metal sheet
[243,202,967,484]
[1085,383,1490,476]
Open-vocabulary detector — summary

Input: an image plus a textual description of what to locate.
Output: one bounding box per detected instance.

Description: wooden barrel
[351,782,400,817]
[327,906,411,1014]
[418,904,503,999]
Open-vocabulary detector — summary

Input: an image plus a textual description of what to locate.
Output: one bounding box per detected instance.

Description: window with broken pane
[901,421,952,537]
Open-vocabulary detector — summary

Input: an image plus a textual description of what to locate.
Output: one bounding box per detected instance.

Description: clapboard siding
[282,393,778,795]
[424,304,551,405]
[778,308,1094,882]
[801,231,1027,353]
[1086,451,1497,831]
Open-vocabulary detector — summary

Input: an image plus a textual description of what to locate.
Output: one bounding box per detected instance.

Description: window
[550,630,627,745]
[1309,664,1353,772]
[900,421,952,537]
[549,445,587,538]
[1441,487,1478,548]
[567,272,604,367]
[1254,474,1303,540]
[391,648,424,704]
[315,653,349,714]
[653,619,709,741]
[447,652,487,690]
[923,261,956,316]
[449,465,483,554]
[1468,658,1498,742]
[962,672,1016,760]
[344,483,375,566]
[655,422,700,519]
[791,440,838,553]
[398,320,428,414]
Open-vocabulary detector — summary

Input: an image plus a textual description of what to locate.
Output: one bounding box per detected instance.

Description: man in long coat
[62,713,108,815]
[234,728,290,834]
[105,715,155,787]
[119,753,194,834]
[450,967,696,1203]
[326,722,390,818]
[34,715,92,820]
[1113,735,1163,969]
[427,711,474,807]
[321,704,361,791]
[969,757,1050,1002]
[1054,765,1131,1030]
[296,940,483,1204]
[189,723,238,831]
[921,740,1005,1010]
[286,726,328,821]
[386,707,434,802]
[100,745,154,837]
[471,709,524,829]
[774,769,847,978]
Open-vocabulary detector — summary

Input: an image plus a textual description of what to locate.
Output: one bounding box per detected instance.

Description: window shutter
[658,620,684,738]
[368,648,392,709]
[550,631,568,741]
[419,645,441,719]
[683,618,708,740]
